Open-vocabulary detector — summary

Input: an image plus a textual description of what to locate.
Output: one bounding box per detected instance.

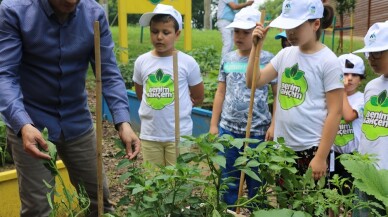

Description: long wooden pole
[173,51,180,159]
[236,11,266,214]
[94,21,104,217]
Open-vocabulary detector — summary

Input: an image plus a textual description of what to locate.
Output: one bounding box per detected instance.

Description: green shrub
[0,117,12,166]
[111,134,380,216]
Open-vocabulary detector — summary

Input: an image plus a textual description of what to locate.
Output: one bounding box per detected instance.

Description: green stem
[52,160,77,217]
[206,155,221,210]
[74,198,90,217]
[228,193,261,208]
[169,178,181,215]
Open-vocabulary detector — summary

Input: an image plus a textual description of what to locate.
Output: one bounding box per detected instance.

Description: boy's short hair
[150,14,180,32]
[139,4,182,31]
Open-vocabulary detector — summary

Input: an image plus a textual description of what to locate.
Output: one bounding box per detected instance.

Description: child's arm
[134,83,143,101]
[209,82,226,135]
[246,24,277,89]
[265,83,277,141]
[342,93,358,122]
[342,78,359,122]
[227,1,254,10]
[189,82,205,106]
[309,88,343,180]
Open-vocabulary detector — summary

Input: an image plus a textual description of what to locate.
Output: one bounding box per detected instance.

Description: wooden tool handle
[94,21,104,217]
[236,10,266,214]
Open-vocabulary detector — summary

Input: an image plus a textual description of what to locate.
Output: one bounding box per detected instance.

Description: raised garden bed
[0,160,75,216]
[102,90,212,136]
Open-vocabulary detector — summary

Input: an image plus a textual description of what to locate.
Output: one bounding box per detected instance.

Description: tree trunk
[204,0,211,29]
[339,14,344,53]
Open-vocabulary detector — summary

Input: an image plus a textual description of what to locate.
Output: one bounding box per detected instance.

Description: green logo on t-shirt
[362,90,388,141]
[279,64,308,110]
[145,69,174,110]
[334,119,354,147]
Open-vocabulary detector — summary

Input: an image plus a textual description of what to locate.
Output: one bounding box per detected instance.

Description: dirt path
[86,81,142,209]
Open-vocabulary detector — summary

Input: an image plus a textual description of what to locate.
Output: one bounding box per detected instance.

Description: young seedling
[40,128,90,217]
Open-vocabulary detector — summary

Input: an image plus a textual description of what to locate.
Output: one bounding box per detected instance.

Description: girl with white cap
[246,0,344,181]
[329,53,365,216]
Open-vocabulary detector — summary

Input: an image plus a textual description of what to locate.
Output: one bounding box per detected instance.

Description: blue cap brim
[275,31,287,40]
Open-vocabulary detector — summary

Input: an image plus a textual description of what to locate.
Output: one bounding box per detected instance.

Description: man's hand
[118,122,141,160]
[21,124,51,160]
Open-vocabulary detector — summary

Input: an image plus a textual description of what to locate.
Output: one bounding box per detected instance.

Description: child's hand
[209,125,219,135]
[265,123,274,141]
[246,0,254,6]
[252,23,269,46]
[308,156,327,180]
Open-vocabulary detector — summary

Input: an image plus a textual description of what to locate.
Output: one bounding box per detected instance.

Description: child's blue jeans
[219,127,265,206]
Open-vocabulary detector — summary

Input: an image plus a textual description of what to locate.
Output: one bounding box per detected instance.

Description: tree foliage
[335,0,357,15]
[105,0,214,28]
[260,0,284,21]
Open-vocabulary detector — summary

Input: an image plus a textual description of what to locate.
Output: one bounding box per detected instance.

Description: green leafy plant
[40,128,90,217]
[187,46,220,77]
[112,140,205,217]
[236,141,380,216]
[113,134,248,217]
[112,134,381,216]
[187,46,220,110]
[118,61,135,90]
[0,117,12,166]
[202,76,218,110]
[340,153,388,215]
[180,133,250,215]
[252,209,311,217]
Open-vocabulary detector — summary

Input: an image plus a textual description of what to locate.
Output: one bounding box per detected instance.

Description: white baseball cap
[353,21,388,53]
[139,4,183,30]
[269,0,323,29]
[226,7,261,30]
[338,54,365,75]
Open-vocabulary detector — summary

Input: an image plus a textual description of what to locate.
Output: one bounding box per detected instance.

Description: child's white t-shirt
[359,75,388,169]
[270,46,343,151]
[133,51,203,142]
[333,91,364,154]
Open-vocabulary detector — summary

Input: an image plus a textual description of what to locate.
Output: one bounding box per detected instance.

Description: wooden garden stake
[236,11,266,214]
[94,21,104,217]
[173,51,180,158]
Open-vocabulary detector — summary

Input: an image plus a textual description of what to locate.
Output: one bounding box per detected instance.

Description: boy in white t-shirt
[210,7,276,207]
[353,21,388,170]
[329,54,365,208]
[133,4,204,166]
[352,21,388,217]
